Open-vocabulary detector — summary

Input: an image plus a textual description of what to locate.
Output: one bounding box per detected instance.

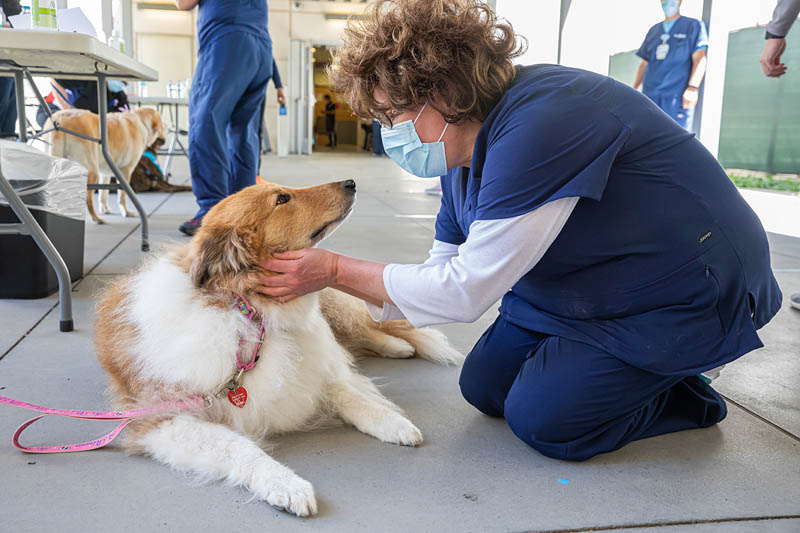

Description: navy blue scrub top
[435,65,781,376]
[637,16,708,97]
[197,0,270,50]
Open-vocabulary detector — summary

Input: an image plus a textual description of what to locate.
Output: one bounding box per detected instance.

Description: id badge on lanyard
[656,33,670,61]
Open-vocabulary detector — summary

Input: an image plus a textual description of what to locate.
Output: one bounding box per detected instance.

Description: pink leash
[1,295,266,454]
[0,394,205,453]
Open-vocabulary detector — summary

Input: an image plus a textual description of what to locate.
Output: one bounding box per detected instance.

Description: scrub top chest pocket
[656,34,671,61]
[655,33,689,62]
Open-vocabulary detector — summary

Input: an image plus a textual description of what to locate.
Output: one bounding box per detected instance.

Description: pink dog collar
[223,295,266,408]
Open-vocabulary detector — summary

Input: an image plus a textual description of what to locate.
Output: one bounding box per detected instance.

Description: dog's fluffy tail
[378,322,465,366]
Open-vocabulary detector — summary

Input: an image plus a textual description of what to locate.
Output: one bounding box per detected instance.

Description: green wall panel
[608,49,642,86]
[718,25,800,174]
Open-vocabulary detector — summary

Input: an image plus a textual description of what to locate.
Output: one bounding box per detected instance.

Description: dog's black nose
[342,180,356,191]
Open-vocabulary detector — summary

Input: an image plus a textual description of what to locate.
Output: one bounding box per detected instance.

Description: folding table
[0,29,157,332]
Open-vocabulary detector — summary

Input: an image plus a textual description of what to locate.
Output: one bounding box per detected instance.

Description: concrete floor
[1,152,799,532]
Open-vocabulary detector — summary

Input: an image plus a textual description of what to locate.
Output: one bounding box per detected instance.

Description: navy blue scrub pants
[189,32,273,218]
[0,78,17,137]
[647,92,695,132]
[459,316,727,461]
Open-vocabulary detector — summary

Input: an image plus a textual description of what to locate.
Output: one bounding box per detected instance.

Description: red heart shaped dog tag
[227,386,248,408]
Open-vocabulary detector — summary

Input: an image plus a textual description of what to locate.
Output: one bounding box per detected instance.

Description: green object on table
[32,0,58,30]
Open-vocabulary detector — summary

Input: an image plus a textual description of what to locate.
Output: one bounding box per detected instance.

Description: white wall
[131,4,195,131]
[495,0,560,64]
[67,0,107,41]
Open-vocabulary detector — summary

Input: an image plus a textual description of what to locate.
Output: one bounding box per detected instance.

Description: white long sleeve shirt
[367,196,579,328]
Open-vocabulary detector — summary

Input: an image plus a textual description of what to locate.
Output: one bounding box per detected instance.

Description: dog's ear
[190,227,254,289]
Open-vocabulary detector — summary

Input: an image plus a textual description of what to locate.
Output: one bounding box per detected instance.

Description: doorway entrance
[288,41,372,155]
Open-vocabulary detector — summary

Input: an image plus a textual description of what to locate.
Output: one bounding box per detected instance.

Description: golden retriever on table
[47,107,165,224]
[94,179,463,517]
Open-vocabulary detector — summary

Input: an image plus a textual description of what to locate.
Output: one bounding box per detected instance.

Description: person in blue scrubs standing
[175,0,273,236]
[255,0,783,461]
[633,0,708,131]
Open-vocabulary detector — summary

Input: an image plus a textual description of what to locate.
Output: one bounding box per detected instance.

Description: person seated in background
[633,0,708,131]
[36,79,128,127]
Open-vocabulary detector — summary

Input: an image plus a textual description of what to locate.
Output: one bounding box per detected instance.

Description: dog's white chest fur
[128,257,347,436]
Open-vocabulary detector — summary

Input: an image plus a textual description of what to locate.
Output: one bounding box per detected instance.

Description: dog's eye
[276,194,291,205]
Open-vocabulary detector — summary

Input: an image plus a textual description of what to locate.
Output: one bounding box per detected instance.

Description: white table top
[0,29,158,81]
[128,96,189,106]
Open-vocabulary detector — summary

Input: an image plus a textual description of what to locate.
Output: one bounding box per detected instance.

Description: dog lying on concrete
[94,179,463,517]
[129,139,192,193]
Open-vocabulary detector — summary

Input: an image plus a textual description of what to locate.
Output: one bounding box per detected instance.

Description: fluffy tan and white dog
[94,179,462,517]
[47,107,165,224]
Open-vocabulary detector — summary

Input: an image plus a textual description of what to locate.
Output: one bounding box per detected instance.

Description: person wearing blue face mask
[381,102,448,177]
[633,0,708,131]
[256,0,782,462]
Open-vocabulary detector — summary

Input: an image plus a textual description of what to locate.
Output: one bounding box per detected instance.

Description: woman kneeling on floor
[258,0,782,461]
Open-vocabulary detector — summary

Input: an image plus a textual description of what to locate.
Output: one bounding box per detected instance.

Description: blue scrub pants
[189,32,273,218]
[459,316,727,461]
[0,78,17,137]
[648,93,695,132]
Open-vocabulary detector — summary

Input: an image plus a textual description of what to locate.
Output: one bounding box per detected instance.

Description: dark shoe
[179,215,203,236]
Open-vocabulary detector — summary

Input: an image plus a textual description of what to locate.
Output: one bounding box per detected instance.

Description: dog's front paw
[98,203,111,215]
[253,473,318,517]
[373,413,423,447]
[120,208,138,218]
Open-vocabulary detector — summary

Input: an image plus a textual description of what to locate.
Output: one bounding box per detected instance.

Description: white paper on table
[56,8,97,38]
[7,13,30,29]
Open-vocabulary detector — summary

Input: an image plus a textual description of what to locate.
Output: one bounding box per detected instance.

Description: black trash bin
[0,141,87,299]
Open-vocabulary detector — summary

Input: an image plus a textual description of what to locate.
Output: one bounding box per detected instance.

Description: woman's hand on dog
[261,250,394,308]
[259,249,340,301]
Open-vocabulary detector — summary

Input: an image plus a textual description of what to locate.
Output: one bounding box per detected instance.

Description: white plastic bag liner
[0,140,87,221]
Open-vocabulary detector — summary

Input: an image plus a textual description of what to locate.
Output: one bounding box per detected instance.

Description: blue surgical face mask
[107,80,126,93]
[661,0,680,18]
[381,103,449,178]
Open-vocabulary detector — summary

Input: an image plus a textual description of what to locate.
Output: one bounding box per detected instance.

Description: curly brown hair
[328,0,526,125]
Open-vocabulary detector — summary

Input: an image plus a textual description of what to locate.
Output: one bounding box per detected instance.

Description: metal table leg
[0,166,74,332]
[96,73,150,252]
[162,107,178,178]
[162,102,180,178]
[13,70,26,142]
